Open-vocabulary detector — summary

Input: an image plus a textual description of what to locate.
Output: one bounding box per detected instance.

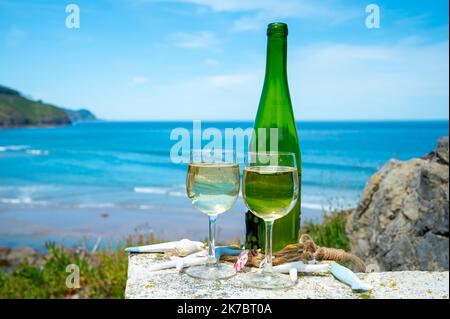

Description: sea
[0,121,448,249]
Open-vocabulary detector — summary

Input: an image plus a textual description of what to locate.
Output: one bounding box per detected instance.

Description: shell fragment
[273,261,330,273]
[125,239,204,254]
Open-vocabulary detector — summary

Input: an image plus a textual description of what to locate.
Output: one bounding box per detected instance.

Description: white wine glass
[242,151,299,289]
[185,149,240,280]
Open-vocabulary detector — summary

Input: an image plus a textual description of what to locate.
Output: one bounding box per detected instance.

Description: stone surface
[125,254,449,299]
[346,137,449,271]
[435,136,449,164]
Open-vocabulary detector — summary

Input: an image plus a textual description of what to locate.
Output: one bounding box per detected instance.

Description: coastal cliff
[0,84,96,128]
[347,136,449,271]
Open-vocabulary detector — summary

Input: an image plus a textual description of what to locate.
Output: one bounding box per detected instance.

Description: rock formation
[346,136,449,271]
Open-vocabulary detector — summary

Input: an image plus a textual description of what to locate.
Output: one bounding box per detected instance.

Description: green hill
[63,108,97,122]
[0,85,96,128]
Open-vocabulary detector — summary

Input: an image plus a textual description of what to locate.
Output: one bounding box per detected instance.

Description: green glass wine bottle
[245,22,301,252]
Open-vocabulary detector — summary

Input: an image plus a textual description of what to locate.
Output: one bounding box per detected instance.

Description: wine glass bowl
[242,151,299,289]
[243,166,298,221]
[185,149,240,280]
[187,162,240,216]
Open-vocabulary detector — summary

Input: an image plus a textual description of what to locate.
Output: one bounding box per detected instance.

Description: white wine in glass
[187,162,240,216]
[185,150,240,280]
[242,152,299,289]
[243,166,298,220]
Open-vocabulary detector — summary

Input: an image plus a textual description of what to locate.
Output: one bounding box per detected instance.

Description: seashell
[148,260,177,272]
[172,256,208,271]
[273,261,330,273]
[289,268,298,282]
[125,239,204,254]
[148,251,207,272]
[330,262,372,292]
[233,250,249,272]
[174,239,205,257]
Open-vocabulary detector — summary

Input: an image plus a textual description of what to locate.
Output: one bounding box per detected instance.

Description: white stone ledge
[125,253,449,299]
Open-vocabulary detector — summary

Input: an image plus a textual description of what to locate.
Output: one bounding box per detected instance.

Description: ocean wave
[302,161,378,173]
[0,196,48,206]
[137,204,154,210]
[167,191,185,197]
[0,197,158,211]
[0,197,32,204]
[77,203,115,209]
[26,149,49,156]
[0,145,49,156]
[134,187,167,195]
[75,202,158,210]
[0,145,30,152]
[134,186,187,197]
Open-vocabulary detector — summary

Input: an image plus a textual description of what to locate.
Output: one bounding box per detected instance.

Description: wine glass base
[185,264,236,280]
[242,272,296,290]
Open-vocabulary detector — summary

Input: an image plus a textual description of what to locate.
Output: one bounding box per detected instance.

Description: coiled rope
[222,234,366,272]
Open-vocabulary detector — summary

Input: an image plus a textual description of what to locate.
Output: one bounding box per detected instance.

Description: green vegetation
[0,84,96,128]
[0,214,349,299]
[0,243,127,299]
[0,86,70,127]
[0,234,158,299]
[301,211,350,250]
[63,108,97,122]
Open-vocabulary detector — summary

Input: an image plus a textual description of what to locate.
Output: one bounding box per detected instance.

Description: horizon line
[95,118,450,122]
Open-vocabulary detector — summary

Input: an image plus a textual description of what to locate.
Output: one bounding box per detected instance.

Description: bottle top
[267,22,288,37]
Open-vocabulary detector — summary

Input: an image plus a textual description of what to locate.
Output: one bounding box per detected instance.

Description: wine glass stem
[264,220,274,273]
[208,215,217,266]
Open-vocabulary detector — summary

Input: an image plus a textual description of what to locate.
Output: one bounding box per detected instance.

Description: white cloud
[106,71,262,120]
[109,38,448,120]
[288,40,449,119]
[171,31,218,49]
[134,0,359,32]
[131,76,148,85]
[177,0,359,31]
[178,0,301,13]
[204,58,219,66]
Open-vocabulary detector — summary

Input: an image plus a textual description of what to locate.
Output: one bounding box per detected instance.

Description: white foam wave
[26,149,49,156]
[137,204,154,210]
[134,186,186,198]
[0,145,29,152]
[77,203,115,209]
[167,191,185,197]
[134,187,167,195]
[0,196,47,206]
[0,198,25,204]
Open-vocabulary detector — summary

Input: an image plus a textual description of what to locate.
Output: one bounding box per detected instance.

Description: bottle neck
[264,35,288,83]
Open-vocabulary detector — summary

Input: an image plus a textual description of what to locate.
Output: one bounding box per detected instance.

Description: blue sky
[0,0,448,120]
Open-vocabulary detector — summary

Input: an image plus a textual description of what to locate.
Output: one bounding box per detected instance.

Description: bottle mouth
[267,22,288,36]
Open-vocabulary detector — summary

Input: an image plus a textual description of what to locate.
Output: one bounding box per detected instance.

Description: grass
[0,243,127,299]
[0,214,349,299]
[0,233,158,299]
[301,211,350,250]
